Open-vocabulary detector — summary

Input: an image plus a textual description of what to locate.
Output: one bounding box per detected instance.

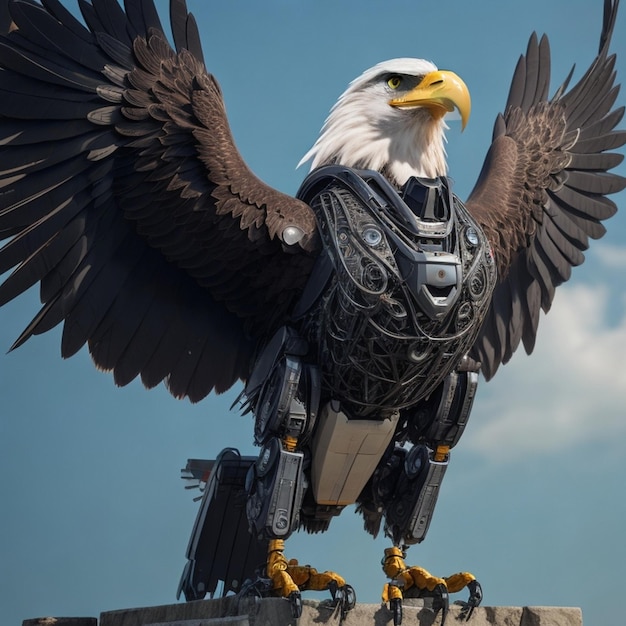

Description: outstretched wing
[466,0,626,380]
[0,0,319,401]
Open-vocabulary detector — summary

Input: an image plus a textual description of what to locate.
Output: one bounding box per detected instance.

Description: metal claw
[431,582,449,626]
[288,590,303,618]
[390,597,403,626]
[237,576,271,600]
[328,580,357,621]
[457,579,482,621]
[339,584,357,620]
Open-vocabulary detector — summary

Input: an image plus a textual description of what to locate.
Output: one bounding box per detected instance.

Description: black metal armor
[295,165,496,417]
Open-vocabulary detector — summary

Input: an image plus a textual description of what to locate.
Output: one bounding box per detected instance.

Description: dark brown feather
[467,0,626,380]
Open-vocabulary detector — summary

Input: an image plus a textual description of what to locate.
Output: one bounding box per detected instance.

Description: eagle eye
[387,75,402,90]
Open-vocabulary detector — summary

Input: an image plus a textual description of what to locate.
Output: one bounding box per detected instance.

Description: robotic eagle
[0,0,624,623]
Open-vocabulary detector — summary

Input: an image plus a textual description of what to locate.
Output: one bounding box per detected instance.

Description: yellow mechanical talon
[267,539,299,597]
[381,546,481,625]
[382,582,403,603]
[382,583,404,626]
[381,546,444,591]
[287,561,347,591]
[265,539,355,619]
[445,571,476,594]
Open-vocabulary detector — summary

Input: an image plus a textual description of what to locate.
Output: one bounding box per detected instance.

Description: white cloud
[467,282,626,462]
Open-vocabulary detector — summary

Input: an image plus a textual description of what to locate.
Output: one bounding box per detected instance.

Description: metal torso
[178,168,497,598]
[295,166,497,418]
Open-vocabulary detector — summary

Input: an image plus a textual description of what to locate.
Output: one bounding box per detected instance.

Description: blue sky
[1,1,625,624]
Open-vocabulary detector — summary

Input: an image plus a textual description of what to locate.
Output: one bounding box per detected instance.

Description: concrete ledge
[95,598,583,626]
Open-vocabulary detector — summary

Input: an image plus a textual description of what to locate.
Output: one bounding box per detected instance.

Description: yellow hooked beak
[389,70,471,130]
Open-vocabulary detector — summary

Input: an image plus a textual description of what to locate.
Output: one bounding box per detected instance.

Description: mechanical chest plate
[296,166,496,418]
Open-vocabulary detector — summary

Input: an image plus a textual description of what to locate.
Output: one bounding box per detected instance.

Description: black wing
[0,0,319,401]
[466,0,626,380]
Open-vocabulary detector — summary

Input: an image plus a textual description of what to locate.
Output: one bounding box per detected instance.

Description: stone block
[95,598,583,626]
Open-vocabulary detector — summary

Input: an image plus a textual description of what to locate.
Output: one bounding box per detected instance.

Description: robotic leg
[242,326,355,618]
[373,358,483,625]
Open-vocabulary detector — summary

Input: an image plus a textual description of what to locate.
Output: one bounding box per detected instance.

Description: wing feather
[0,0,320,401]
[10,2,97,66]
[60,223,145,358]
[579,105,625,140]
[569,151,623,170]
[543,212,585,267]
[40,0,95,42]
[123,0,163,39]
[91,0,130,43]
[467,0,626,379]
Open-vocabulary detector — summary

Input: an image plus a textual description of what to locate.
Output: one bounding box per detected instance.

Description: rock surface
[91,598,583,626]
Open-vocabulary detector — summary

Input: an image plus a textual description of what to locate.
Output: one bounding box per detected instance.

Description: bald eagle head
[299,58,471,187]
